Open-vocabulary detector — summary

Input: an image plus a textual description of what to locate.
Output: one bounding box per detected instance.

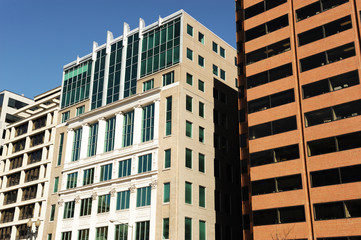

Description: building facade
[44,10,240,240]
[0,90,33,154]
[236,0,361,239]
[0,87,60,240]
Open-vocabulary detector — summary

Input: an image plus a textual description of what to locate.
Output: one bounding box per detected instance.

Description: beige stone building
[0,87,60,240]
[43,10,240,240]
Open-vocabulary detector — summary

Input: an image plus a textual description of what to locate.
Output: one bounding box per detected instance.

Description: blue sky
[0,0,236,98]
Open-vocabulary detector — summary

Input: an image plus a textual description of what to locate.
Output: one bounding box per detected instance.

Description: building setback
[0,87,61,240]
[236,0,361,239]
[43,10,241,240]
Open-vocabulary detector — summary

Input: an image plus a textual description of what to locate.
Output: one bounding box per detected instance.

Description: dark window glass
[247,63,293,89]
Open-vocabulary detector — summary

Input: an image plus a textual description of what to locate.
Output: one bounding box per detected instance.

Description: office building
[0,87,60,240]
[236,0,361,239]
[43,10,240,240]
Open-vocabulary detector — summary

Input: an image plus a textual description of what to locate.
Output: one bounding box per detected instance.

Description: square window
[187,24,193,36]
[186,73,193,85]
[198,55,204,67]
[198,80,205,92]
[136,186,151,207]
[187,48,193,61]
[198,32,205,44]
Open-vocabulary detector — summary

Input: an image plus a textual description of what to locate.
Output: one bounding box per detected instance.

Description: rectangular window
[136,186,151,207]
[252,174,302,195]
[10,156,23,170]
[186,121,193,138]
[220,47,225,58]
[100,164,112,182]
[199,153,205,173]
[76,106,85,116]
[296,0,349,22]
[166,97,172,136]
[61,232,72,240]
[3,190,17,205]
[15,123,28,137]
[83,168,94,185]
[164,183,170,203]
[185,218,192,239]
[187,24,193,36]
[212,42,218,53]
[87,123,98,157]
[12,139,25,153]
[213,64,218,76]
[185,182,192,204]
[33,115,47,130]
[122,111,134,147]
[250,144,299,167]
[198,80,204,92]
[57,133,64,166]
[47,234,52,240]
[311,164,361,187]
[199,186,205,207]
[186,148,192,168]
[198,55,204,67]
[163,218,169,239]
[248,89,295,114]
[53,177,59,193]
[138,153,152,173]
[116,190,130,210]
[25,167,40,182]
[61,111,70,123]
[163,71,174,86]
[199,127,204,143]
[97,194,111,213]
[247,63,292,89]
[143,79,154,92]
[95,226,108,240]
[50,205,55,221]
[245,0,287,19]
[186,95,192,112]
[187,48,193,60]
[186,73,193,85]
[22,185,37,201]
[220,69,226,80]
[119,159,131,178]
[80,197,92,216]
[66,172,78,189]
[28,149,42,164]
[104,117,116,152]
[30,132,44,147]
[115,224,128,240]
[199,221,206,240]
[71,128,82,162]
[78,229,89,240]
[198,32,204,44]
[253,205,305,226]
[314,199,361,221]
[135,221,150,240]
[63,201,75,219]
[249,116,297,140]
[164,149,171,168]
[142,104,155,142]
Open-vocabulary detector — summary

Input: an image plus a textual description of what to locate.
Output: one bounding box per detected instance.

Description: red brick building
[236,0,361,239]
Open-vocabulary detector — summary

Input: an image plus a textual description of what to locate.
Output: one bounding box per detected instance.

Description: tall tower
[237,0,361,239]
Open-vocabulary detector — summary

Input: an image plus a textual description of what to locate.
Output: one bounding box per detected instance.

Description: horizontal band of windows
[249,116,297,140]
[250,144,299,167]
[246,38,290,65]
[252,174,302,196]
[314,199,361,221]
[300,42,355,72]
[253,205,305,226]
[296,0,349,22]
[298,15,352,47]
[244,0,287,20]
[311,164,361,188]
[248,89,294,114]
[305,99,361,127]
[302,70,359,99]
[246,14,288,42]
[247,63,292,89]
[307,131,361,157]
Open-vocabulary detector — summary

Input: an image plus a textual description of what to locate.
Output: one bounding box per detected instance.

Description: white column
[133,105,143,145]
[55,200,64,240]
[64,129,74,163]
[128,183,137,240]
[153,99,160,140]
[73,196,81,236]
[108,188,117,240]
[114,112,124,149]
[89,192,98,240]
[96,118,107,155]
[80,123,90,159]
[149,180,157,240]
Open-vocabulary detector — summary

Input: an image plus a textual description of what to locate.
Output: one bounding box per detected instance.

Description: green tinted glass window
[187,48,193,60]
[186,95,192,112]
[213,65,218,76]
[136,186,151,207]
[76,106,85,116]
[122,111,134,147]
[163,218,169,239]
[199,221,206,240]
[107,40,123,104]
[100,164,112,182]
[199,186,205,207]
[199,127,204,143]
[116,190,130,210]
[186,148,192,168]
[198,55,204,67]
[53,177,59,193]
[212,42,218,53]
[143,79,154,91]
[199,102,204,118]
[163,71,174,86]
[186,121,192,138]
[198,80,205,92]
[199,153,205,173]
[115,224,128,240]
[97,194,111,213]
[163,183,170,203]
[198,32,205,44]
[104,117,116,152]
[141,104,155,142]
[87,123,98,157]
[91,49,106,109]
[220,69,226,80]
[220,47,225,58]
[186,73,193,85]
[165,149,171,168]
[57,133,64,166]
[138,153,152,173]
[71,128,82,162]
[166,97,172,135]
[187,24,193,36]
[185,182,192,204]
[118,159,131,178]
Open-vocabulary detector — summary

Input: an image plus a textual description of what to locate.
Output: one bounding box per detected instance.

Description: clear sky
[0,0,236,98]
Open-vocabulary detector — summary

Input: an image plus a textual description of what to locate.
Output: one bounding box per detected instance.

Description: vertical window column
[114,112,124,149]
[132,105,143,145]
[80,123,90,159]
[96,118,107,155]
[64,129,74,163]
